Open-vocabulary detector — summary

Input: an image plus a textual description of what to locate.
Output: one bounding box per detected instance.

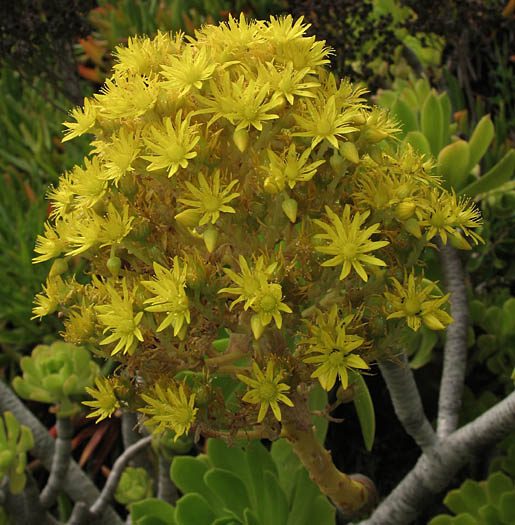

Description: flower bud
[281,198,298,223]
[107,256,122,278]
[403,217,422,238]
[203,226,218,253]
[175,208,201,227]
[49,258,68,277]
[233,128,249,152]
[329,151,344,173]
[251,314,265,340]
[395,201,416,220]
[339,141,360,164]
[264,176,283,194]
[449,232,472,251]
[363,127,389,144]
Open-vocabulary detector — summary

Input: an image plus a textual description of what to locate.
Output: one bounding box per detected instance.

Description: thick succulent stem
[40,416,74,508]
[280,396,375,514]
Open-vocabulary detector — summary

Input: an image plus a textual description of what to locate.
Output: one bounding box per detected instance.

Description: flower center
[173,406,194,426]
[259,294,277,313]
[203,195,220,212]
[316,120,333,136]
[258,381,278,402]
[404,297,421,315]
[431,211,446,228]
[342,243,357,259]
[328,350,344,367]
[166,143,185,163]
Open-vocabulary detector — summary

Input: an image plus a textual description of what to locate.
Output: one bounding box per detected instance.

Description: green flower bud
[107,256,122,278]
[203,226,218,253]
[339,142,360,164]
[281,198,298,223]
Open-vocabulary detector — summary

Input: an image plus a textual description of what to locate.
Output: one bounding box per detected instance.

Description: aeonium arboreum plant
[32,14,482,514]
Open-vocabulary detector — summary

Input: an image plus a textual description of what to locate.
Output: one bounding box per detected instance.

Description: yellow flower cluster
[33,15,482,437]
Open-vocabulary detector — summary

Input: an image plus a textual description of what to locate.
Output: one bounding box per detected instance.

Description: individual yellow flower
[262,143,325,193]
[95,279,144,355]
[384,272,453,331]
[237,361,293,422]
[160,45,217,96]
[65,211,103,257]
[224,77,283,132]
[177,170,239,226]
[218,255,277,311]
[251,275,292,333]
[98,203,135,247]
[99,128,141,186]
[257,61,320,106]
[139,383,198,440]
[314,205,390,282]
[266,14,310,44]
[33,222,68,263]
[95,73,159,120]
[274,34,332,71]
[70,156,108,209]
[293,95,359,149]
[141,258,190,336]
[32,283,58,319]
[47,171,75,219]
[62,97,97,142]
[83,377,120,423]
[302,305,368,390]
[448,190,483,245]
[417,189,457,244]
[143,110,199,177]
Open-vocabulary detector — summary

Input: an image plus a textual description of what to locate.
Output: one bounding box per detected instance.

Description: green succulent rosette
[0,411,34,494]
[12,341,100,417]
[115,467,153,506]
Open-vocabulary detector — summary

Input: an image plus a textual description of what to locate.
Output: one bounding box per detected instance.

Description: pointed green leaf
[391,97,418,138]
[204,468,251,519]
[3,412,20,443]
[421,91,444,156]
[270,439,301,503]
[131,498,176,525]
[438,140,471,190]
[459,150,515,197]
[467,115,494,172]
[351,371,375,451]
[400,87,420,112]
[175,493,216,525]
[287,467,318,525]
[305,495,335,525]
[376,90,396,109]
[403,131,432,158]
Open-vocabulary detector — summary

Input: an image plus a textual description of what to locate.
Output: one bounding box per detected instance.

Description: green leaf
[478,504,502,525]
[501,298,515,336]
[391,97,418,138]
[8,470,26,494]
[351,371,375,451]
[243,508,260,525]
[287,467,318,525]
[245,440,277,513]
[459,150,515,198]
[204,469,251,520]
[270,439,301,503]
[175,493,216,525]
[409,327,439,369]
[499,492,515,522]
[453,514,479,525]
[169,456,223,515]
[403,131,432,158]
[415,77,431,106]
[421,91,444,156]
[466,114,495,172]
[438,140,471,190]
[439,92,452,146]
[263,471,289,525]
[376,90,396,109]
[428,515,454,525]
[305,495,335,525]
[207,440,250,490]
[131,498,176,525]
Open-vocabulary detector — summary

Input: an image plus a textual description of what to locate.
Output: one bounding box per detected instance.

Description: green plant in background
[115,466,153,506]
[0,68,91,362]
[0,411,34,494]
[130,438,335,525]
[429,471,515,525]
[376,74,515,198]
[12,341,100,417]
